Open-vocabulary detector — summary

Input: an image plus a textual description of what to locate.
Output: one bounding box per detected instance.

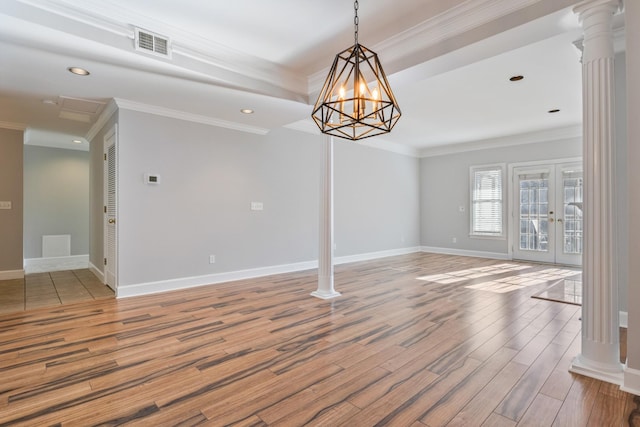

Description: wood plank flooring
[0,253,636,426]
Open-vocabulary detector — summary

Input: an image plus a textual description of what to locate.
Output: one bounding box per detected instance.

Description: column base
[570,354,624,385]
[311,290,341,300]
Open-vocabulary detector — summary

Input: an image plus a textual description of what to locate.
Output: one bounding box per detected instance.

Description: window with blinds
[470,165,505,237]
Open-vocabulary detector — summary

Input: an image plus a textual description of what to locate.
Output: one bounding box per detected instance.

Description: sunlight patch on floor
[417,263,580,294]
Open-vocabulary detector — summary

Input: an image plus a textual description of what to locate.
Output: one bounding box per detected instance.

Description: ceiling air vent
[135,28,171,58]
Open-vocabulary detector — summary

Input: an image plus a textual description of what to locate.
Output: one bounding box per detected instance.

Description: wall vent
[135,28,171,58]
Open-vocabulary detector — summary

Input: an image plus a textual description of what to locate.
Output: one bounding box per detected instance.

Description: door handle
[108,218,116,224]
[557,218,563,223]
[549,218,554,223]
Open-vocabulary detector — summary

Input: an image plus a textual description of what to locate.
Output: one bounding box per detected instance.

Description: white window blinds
[470,165,504,236]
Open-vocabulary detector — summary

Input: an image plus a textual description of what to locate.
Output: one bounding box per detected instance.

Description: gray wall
[335,140,420,255]
[115,109,421,289]
[420,137,581,254]
[23,145,89,258]
[0,129,24,273]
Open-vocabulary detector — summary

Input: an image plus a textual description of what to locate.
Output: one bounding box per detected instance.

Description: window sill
[469,234,506,241]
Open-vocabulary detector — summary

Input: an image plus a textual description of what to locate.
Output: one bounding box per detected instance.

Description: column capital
[574,0,622,62]
[574,0,622,21]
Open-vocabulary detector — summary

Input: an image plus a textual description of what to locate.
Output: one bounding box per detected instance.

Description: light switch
[250,202,264,211]
[0,201,11,210]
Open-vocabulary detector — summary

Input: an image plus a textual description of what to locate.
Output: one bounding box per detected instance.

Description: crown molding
[283,119,321,136]
[0,121,26,131]
[419,124,582,157]
[376,0,541,54]
[114,98,270,135]
[284,119,420,158]
[13,0,307,101]
[86,99,118,142]
[352,136,421,158]
[16,0,130,37]
[309,0,541,92]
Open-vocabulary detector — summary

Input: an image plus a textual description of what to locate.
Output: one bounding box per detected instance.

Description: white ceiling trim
[12,0,308,102]
[308,0,540,92]
[0,121,27,131]
[419,124,582,157]
[114,98,270,136]
[376,0,541,53]
[86,99,118,143]
[17,0,130,37]
[284,119,420,158]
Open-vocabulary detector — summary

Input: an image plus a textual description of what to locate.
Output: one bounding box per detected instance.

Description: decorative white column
[570,0,623,384]
[312,135,341,299]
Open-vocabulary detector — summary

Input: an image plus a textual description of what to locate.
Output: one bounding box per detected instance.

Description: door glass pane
[563,172,583,254]
[518,176,549,252]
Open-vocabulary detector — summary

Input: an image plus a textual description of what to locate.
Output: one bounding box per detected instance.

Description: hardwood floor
[0,253,636,426]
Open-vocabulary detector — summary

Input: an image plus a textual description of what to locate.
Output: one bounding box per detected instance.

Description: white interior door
[104,125,117,291]
[512,163,582,266]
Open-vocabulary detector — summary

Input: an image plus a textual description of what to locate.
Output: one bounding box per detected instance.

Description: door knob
[108,218,116,224]
[557,218,563,223]
[549,218,554,223]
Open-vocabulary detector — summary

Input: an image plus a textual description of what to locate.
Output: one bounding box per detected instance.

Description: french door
[512,163,582,266]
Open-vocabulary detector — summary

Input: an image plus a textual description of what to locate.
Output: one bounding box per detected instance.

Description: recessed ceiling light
[73,139,83,144]
[240,109,254,114]
[68,67,90,76]
[548,109,561,113]
[509,75,524,82]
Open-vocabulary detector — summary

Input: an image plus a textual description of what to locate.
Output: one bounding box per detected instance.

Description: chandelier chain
[354,0,359,45]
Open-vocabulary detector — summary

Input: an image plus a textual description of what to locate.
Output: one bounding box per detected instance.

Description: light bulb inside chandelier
[312,0,401,140]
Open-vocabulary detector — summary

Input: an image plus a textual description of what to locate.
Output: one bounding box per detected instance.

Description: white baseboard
[89,262,105,283]
[620,311,628,328]
[117,260,319,298]
[117,246,423,298]
[622,365,640,396]
[24,255,89,274]
[420,246,510,260]
[0,270,25,280]
[335,246,421,265]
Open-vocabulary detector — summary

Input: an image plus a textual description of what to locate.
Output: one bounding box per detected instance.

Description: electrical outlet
[209,255,216,264]
[452,237,457,243]
[0,201,11,209]
[458,206,465,213]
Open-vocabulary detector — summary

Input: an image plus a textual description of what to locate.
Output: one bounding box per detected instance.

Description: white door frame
[508,157,582,266]
[103,124,118,292]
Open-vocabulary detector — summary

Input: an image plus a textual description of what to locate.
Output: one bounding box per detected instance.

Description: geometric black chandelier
[311,0,401,140]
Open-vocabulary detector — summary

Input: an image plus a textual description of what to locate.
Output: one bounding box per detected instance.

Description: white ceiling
[0,0,590,155]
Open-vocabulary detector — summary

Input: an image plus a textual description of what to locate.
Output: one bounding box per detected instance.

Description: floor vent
[135,28,171,58]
